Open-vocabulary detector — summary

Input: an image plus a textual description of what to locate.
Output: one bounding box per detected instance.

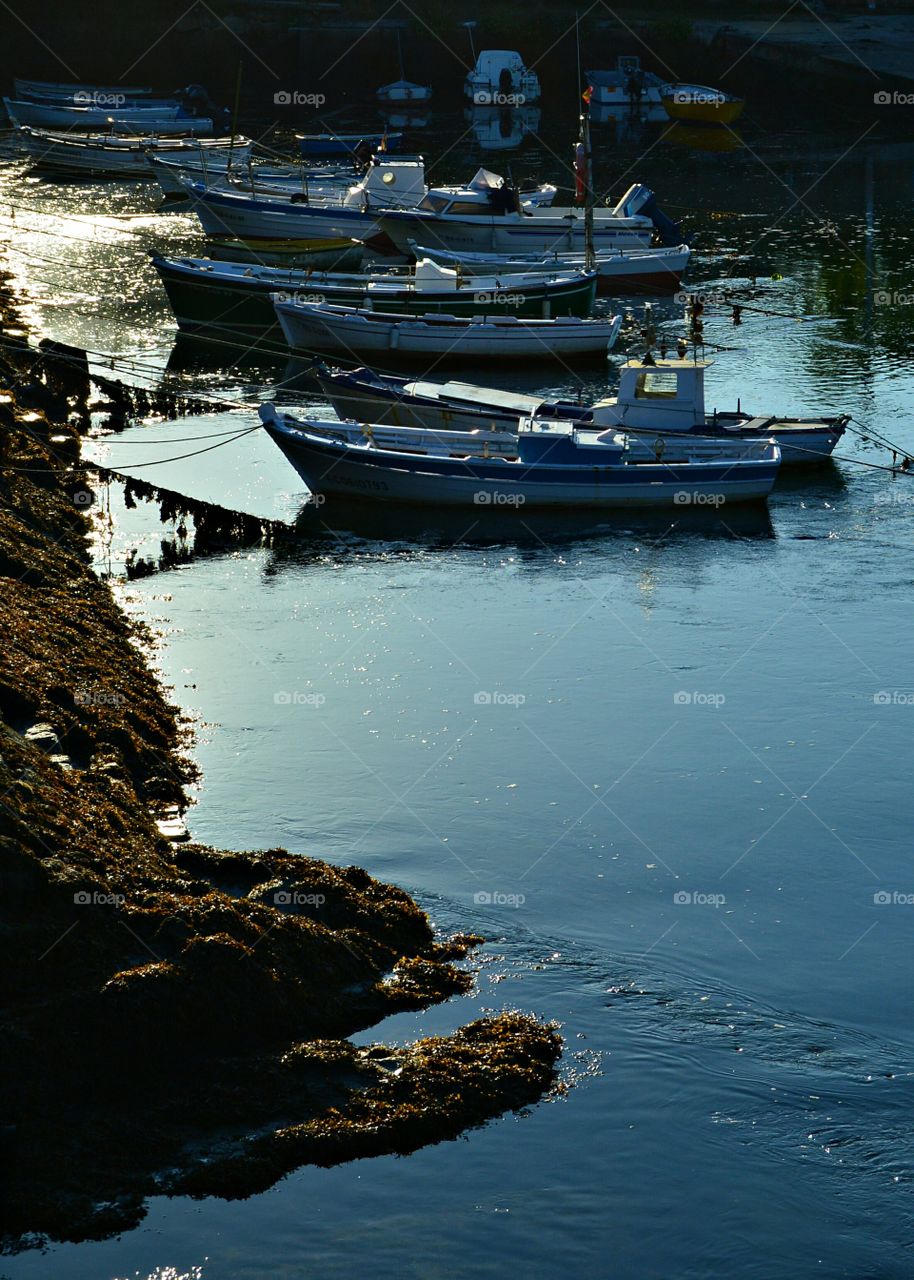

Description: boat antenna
[462,20,477,65]
[575,12,582,106]
[228,59,242,169]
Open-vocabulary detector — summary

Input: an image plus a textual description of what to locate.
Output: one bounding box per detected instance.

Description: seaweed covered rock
[0,295,562,1251]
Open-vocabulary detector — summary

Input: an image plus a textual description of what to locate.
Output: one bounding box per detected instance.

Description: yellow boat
[662,84,745,126]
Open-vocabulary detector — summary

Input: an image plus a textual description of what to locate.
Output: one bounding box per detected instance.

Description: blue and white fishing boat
[316,358,848,463]
[4,96,213,135]
[257,403,781,508]
[585,58,669,108]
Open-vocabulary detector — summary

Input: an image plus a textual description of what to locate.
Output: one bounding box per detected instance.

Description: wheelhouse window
[635,371,679,399]
[418,193,450,213]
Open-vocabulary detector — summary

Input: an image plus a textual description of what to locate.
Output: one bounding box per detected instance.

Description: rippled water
[3,103,914,1278]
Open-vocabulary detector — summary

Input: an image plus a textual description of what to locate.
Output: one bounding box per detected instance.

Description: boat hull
[414,244,689,295]
[264,419,777,508]
[274,303,620,361]
[153,258,598,336]
[4,97,213,135]
[298,133,404,157]
[661,91,745,126]
[379,209,653,256]
[187,186,388,246]
[18,131,251,179]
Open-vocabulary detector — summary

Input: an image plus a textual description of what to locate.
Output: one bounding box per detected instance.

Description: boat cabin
[343,155,427,207]
[464,51,541,103]
[590,358,711,433]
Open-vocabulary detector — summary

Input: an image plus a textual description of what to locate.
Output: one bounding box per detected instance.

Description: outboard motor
[613,183,685,246]
[639,193,685,247]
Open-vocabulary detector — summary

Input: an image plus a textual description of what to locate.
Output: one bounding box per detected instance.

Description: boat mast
[581,107,595,271]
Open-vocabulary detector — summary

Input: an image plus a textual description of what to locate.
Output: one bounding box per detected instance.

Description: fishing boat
[183,159,557,251]
[315,358,847,463]
[411,241,691,295]
[14,77,164,102]
[152,255,598,336]
[15,126,251,179]
[585,58,669,107]
[273,299,621,361]
[205,238,364,271]
[661,85,745,126]
[257,403,780,508]
[3,96,213,135]
[151,153,356,199]
[464,51,541,104]
[377,182,680,256]
[316,364,594,433]
[297,132,404,158]
[377,29,432,102]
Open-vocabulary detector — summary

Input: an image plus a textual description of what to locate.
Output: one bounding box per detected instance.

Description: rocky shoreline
[0,287,561,1250]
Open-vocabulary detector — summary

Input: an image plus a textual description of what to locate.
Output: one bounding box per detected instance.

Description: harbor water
[2,100,913,1279]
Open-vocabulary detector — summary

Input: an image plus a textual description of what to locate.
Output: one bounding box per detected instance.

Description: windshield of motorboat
[418,192,451,213]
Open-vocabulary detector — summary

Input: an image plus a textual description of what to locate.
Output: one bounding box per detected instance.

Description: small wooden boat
[273,299,621,361]
[205,238,364,271]
[15,126,251,179]
[411,241,691,295]
[4,96,213,136]
[315,358,847,463]
[258,403,781,508]
[14,77,166,104]
[297,132,404,158]
[661,84,745,126]
[153,255,598,337]
[151,154,356,199]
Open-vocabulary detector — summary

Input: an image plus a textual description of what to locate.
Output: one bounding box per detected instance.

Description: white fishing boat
[151,154,355,199]
[15,126,251,179]
[257,403,781,508]
[464,51,541,104]
[273,299,621,361]
[184,159,557,250]
[410,240,691,295]
[314,358,847,463]
[585,58,669,107]
[4,96,213,136]
[378,182,680,256]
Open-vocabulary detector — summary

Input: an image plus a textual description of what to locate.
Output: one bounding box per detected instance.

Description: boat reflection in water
[268,491,776,563]
[665,121,745,153]
[463,103,541,151]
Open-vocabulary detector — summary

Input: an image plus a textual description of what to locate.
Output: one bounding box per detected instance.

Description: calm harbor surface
[3,101,914,1278]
